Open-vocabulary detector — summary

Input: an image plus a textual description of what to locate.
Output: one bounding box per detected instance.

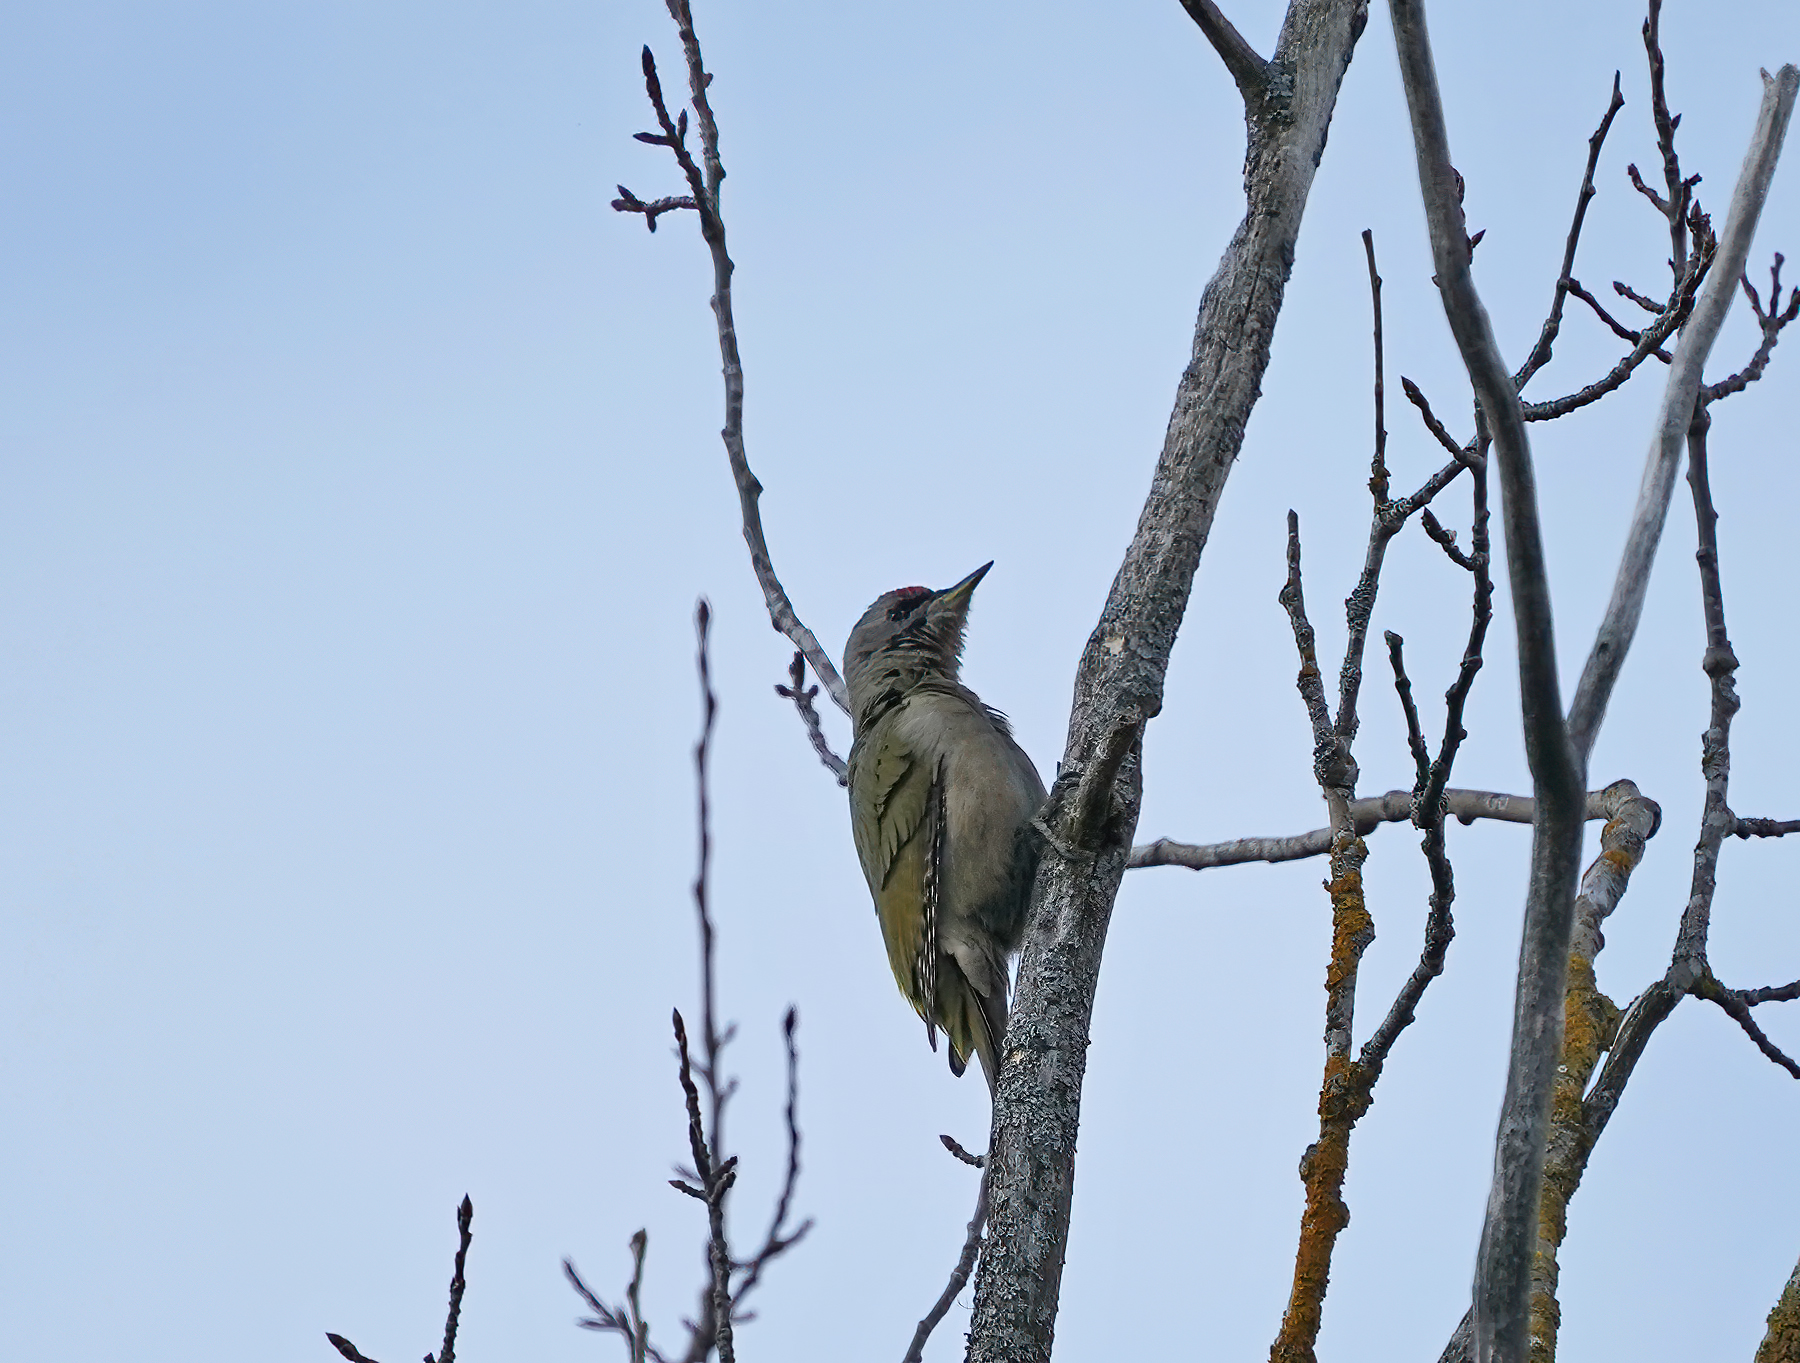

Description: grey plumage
[843,562,1047,1090]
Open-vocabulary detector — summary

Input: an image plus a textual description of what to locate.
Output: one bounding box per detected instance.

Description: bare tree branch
[1566,65,1798,761]
[427,1196,474,1363]
[1177,0,1271,105]
[1269,513,1372,1363]
[1567,275,1675,360]
[328,1198,476,1363]
[1388,4,1587,1358]
[326,1335,384,1363]
[903,1167,990,1363]
[568,1233,670,1363]
[1519,250,1706,422]
[1703,256,1800,402]
[620,7,849,718]
[967,5,1371,1358]
[1736,815,1800,838]
[1741,979,1800,1005]
[1528,781,1661,1360]
[730,1008,814,1314]
[1439,781,1663,1363]
[1642,0,1697,278]
[1358,462,1493,1079]
[1514,72,1628,390]
[1696,978,1800,1079]
[774,652,847,784]
[1129,786,1623,871]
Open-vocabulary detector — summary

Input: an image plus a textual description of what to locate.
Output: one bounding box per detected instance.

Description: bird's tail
[939,955,1011,1094]
[971,982,1009,1095]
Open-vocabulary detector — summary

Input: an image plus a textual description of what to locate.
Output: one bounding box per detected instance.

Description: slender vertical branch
[1270,514,1373,1363]
[428,1196,474,1363]
[619,6,848,717]
[1566,65,1798,759]
[1387,5,1587,1360]
[1437,783,1663,1363]
[967,6,1370,1359]
[1514,73,1628,391]
[1528,785,1661,1363]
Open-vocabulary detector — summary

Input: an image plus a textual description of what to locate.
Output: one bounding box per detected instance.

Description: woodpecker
[843,562,1047,1090]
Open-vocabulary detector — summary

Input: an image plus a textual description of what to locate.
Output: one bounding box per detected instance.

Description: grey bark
[962,4,1369,1359]
[1566,66,1799,760]
[1386,4,1586,1361]
[1129,787,1626,871]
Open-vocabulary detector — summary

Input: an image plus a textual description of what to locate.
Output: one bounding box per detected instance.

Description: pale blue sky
[3,2,1798,1359]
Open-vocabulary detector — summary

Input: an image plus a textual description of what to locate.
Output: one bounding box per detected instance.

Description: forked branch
[617,5,849,721]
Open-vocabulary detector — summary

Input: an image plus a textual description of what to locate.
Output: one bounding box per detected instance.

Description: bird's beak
[934,561,993,608]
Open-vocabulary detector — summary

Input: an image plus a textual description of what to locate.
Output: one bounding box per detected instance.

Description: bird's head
[843,562,992,720]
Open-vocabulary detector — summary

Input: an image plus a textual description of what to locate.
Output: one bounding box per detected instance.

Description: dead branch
[618,5,849,720]
[1388,4,1587,1358]
[903,1167,990,1363]
[328,1197,474,1363]
[1514,73,1629,390]
[567,1231,666,1363]
[1130,785,1633,871]
[1177,0,1271,106]
[774,653,848,785]
[967,6,1371,1358]
[1704,256,1800,402]
[1439,781,1663,1363]
[1566,65,1798,761]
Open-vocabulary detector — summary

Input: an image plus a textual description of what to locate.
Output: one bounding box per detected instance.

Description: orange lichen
[1270,840,1374,1363]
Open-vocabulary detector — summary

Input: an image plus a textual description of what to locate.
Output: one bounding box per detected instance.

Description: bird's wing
[849,719,932,896]
[917,755,946,1047]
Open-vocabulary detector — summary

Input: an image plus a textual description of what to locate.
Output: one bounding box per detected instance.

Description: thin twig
[939,1134,986,1169]
[1703,256,1800,403]
[1399,376,1472,461]
[326,1335,383,1363]
[1697,980,1800,1079]
[1388,4,1588,1358]
[1513,72,1628,390]
[1615,278,1665,314]
[567,1240,671,1363]
[774,652,847,784]
[427,1197,474,1363]
[731,1009,814,1313]
[1643,0,1694,277]
[1387,634,1431,788]
[1359,457,1491,1081]
[1566,66,1798,761]
[904,1168,990,1363]
[1365,230,1390,504]
[1519,246,1707,422]
[1419,507,1476,570]
[619,8,848,715]
[1567,276,1675,360]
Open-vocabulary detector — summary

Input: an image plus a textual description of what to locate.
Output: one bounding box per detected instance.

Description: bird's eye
[888,596,927,622]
